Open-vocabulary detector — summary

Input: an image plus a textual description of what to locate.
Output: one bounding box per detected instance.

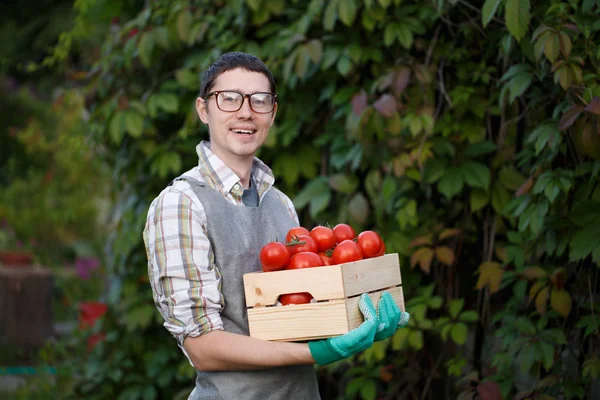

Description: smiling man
[143,52,409,400]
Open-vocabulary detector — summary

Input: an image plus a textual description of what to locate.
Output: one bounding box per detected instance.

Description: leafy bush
[31,0,600,399]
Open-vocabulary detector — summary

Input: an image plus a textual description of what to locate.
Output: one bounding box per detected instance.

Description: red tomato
[286,251,324,269]
[279,292,313,305]
[319,252,332,266]
[286,234,318,255]
[260,242,290,272]
[376,242,386,257]
[357,231,384,259]
[333,223,356,244]
[331,240,363,265]
[310,226,336,252]
[285,226,310,242]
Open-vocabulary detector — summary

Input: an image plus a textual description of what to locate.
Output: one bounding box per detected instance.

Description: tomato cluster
[258,224,386,305]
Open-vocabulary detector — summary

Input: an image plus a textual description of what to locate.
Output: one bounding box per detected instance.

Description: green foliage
[20,0,600,398]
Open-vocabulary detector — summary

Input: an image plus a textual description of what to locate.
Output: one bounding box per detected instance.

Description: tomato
[376,242,386,257]
[286,234,318,255]
[357,230,384,259]
[333,223,356,244]
[279,292,313,305]
[319,252,332,266]
[331,240,363,265]
[260,242,290,272]
[285,226,310,242]
[286,251,324,269]
[310,226,336,252]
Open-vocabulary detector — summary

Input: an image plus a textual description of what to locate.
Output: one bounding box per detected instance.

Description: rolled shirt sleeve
[144,185,224,346]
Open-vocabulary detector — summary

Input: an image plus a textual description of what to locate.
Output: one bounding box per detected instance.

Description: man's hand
[374,291,410,342]
[308,293,377,366]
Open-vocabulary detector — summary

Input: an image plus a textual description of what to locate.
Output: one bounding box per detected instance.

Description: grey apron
[177,177,321,400]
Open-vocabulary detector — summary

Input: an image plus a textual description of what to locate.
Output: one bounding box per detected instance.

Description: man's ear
[196,97,208,124]
[269,102,278,127]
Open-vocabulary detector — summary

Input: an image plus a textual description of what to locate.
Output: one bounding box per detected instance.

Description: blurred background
[1,0,599,399]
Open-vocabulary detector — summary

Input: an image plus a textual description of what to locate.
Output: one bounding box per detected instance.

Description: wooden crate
[243,253,404,341]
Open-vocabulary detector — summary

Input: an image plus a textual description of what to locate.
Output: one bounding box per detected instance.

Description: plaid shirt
[143,141,298,348]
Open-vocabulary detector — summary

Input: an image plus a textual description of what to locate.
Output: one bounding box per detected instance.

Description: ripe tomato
[357,230,384,259]
[376,242,386,257]
[286,251,324,269]
[310,226,336,252]
[331,239,363,265]
[279,292,313,305]
[333,223,356,244]
[286,234,318,255]
[260,242,290,272]
[319,252,332,266]
[285,226,310,242]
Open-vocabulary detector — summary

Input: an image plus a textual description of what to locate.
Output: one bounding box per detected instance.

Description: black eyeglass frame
[205,90,278,114]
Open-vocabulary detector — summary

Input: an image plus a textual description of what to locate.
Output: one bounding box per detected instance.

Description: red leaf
[584,97,600,116]
[477,381,502,400]
[558,105,585,131]
[393,67,411,95]
[515,178,533,197]
[373,94,397,117]
[351,90,368,116]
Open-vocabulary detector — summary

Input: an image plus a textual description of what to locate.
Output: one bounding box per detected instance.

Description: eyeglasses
[206,91,277,114]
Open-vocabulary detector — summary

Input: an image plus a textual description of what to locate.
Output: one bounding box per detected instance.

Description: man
[143,52,409,399]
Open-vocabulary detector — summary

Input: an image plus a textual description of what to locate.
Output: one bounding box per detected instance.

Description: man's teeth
[233,129,254,134]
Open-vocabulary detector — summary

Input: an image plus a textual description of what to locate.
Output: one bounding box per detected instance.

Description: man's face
[196,68,277,165]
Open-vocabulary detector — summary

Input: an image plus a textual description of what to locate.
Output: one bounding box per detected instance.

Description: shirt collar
[195,140,275,198]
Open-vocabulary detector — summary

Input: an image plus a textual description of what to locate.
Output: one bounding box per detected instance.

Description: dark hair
[199,52,277,98]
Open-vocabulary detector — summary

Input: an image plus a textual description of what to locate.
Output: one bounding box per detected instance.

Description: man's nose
[236,97,253,118]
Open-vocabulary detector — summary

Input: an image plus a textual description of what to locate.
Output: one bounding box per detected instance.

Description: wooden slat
[340,254,401,297]
[247,300,349,341]
[243,265,345,306]
[345,286,405,331]
[243,254,402,307]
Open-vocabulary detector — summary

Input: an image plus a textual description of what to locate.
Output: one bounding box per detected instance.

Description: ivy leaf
[109,111,126,145]
[569,223,600,261]
[360,379,377,400]
[475,261,504,293]
[348,192,370,224]
[435,246,455,266]
[505,0,531,42]
[410,247,434,274]
[535,286,549,315]
[550,289,572,317]
[309,190,331,218]
[373,94,397,117]
[482,0,502,28]
[125,110,144,138]
[408,330,424,349]
[464,140,497,157]
[293,177,329,209]
[323,0,339,31]
[138,32,154,68]
[459,310,479,322]
[338,0,357,27]
[450,323,468,345]
[437,167,464,200]
[584,97,600,115]
[470,189,490,212]
[329,174,359,193]
[462,162,491,190]
[449,299,464,318]
[423,158,447,183]
[477,381,502,400]
[351,90,368,115]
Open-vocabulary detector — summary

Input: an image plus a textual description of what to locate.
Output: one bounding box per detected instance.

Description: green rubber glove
[308,293,377,366]
[374,291,410,342]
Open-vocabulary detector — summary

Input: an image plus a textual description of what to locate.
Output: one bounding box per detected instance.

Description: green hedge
[31,0,600,398]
